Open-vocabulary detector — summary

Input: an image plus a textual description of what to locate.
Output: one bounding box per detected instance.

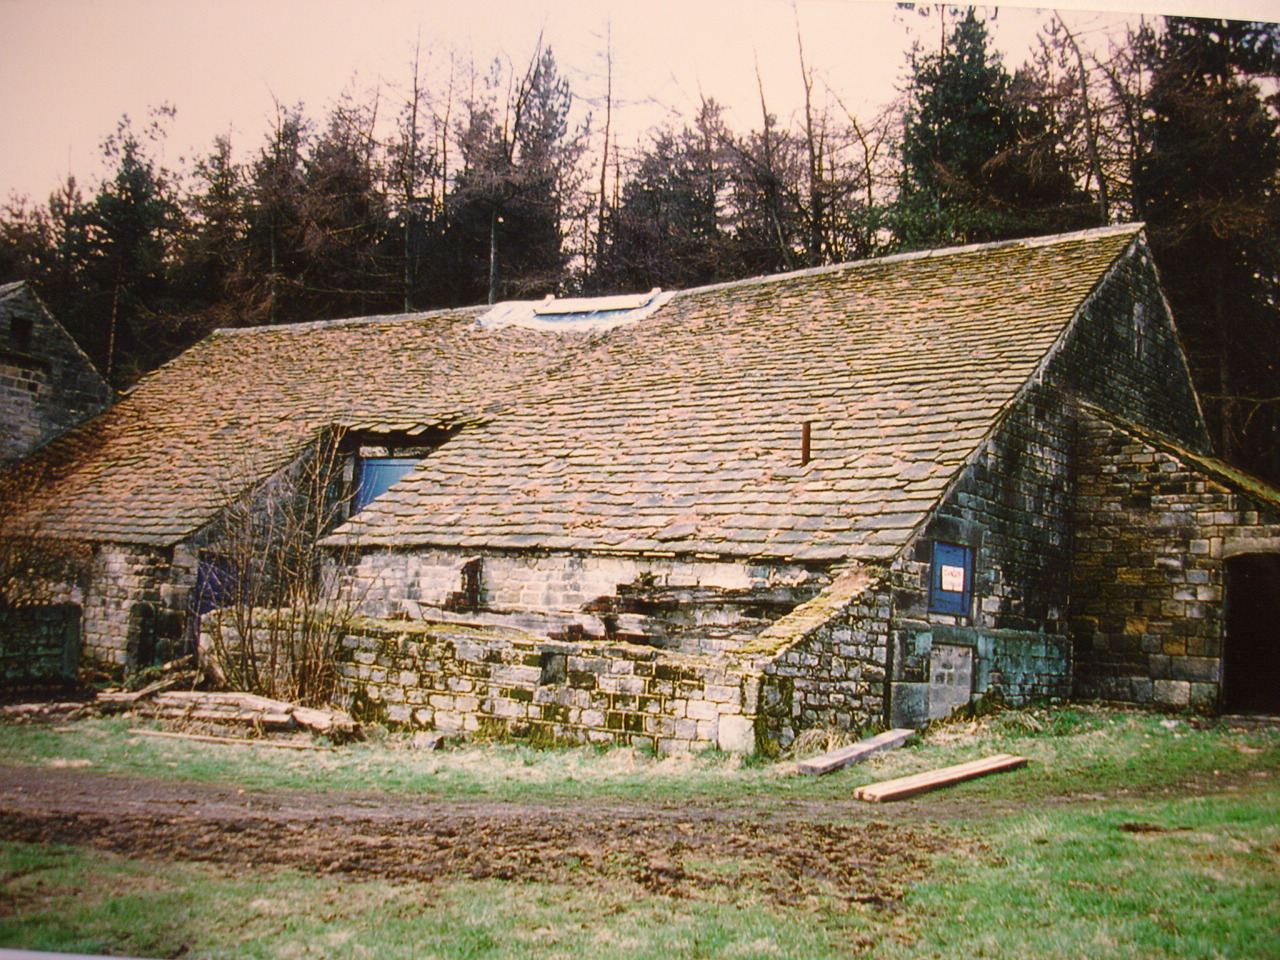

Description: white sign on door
[940,564,965,593]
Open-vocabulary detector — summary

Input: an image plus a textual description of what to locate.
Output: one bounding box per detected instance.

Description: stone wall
[885,383,1078,725]
[1070,411,1280,709]
[348,547,828,654]
[79,543,196,669]
[334,620,758,754]
[1048,239,1209,450]
[0,284,112,463]
[0,603,80,682]
[879,242,1212,726]
[744,567,892,750]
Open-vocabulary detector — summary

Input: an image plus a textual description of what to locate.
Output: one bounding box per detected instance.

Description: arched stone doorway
[1224,552,1280,714]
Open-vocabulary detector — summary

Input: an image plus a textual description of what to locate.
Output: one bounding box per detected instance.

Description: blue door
[354,457,419,511]
[929,542,973,616]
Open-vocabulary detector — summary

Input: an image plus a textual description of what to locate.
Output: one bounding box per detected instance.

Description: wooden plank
[797,728,916,776]
[146,707,297,728]
[853,753,1027,803]
[133,729,335,751]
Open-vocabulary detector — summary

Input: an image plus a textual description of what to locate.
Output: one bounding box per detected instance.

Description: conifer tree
[1135,17,1280,480]
[594,102,737,291]
[893,9,1093,249]
[448,45,584,304]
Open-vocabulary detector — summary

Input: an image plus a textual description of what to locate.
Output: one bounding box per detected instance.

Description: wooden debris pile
[132,690,360,742]
[96,666,201,710]
[0,700,96,723]
[2,654,360,744]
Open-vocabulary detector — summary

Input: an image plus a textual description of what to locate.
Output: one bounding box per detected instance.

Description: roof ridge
[210,304,485,336]
[670,222,1146,301]
[209,224,1145,337]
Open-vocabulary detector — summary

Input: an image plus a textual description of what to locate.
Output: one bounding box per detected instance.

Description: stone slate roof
[338,225,1144,560]
[9,224,1144,560]
[6,307,582,546]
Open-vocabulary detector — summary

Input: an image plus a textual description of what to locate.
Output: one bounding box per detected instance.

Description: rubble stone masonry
[747,568,893,749]
[0,603,79,681]
[1,285,112,463]
[79,544,196,669]
[333,620,758,754]
[1070,411,1280,709]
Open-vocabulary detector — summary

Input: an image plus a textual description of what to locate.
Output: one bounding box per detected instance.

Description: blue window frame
[930,542,974,616]
[354,457,419,511]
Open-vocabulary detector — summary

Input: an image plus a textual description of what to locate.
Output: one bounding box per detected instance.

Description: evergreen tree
[175,135,248,330]
[595,102,738,291]
[893,9,1094,249]
[243,106,310,325]
[447,45,584,304]
[727,106,806,275]
[297,96,397,319]
[1135,17,1280,480]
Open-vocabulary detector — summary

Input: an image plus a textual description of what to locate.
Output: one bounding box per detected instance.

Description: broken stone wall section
[346,547,828,654]
[332,620,758,754]
[742,566,892,751]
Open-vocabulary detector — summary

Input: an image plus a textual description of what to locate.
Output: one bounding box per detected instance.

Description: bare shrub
[199,430,367,707]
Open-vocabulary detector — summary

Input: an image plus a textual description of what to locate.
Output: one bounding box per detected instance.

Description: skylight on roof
[480,288,672,331]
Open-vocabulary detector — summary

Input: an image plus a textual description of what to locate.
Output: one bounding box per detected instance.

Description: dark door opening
[1224,553,1280,714]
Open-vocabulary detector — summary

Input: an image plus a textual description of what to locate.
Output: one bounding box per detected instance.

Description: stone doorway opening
[1224,552,1280,714]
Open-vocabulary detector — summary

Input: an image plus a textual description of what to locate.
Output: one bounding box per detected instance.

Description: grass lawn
[0,705,1277,959]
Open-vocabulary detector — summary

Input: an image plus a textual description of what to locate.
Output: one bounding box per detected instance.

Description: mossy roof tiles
[10,225,1144,560]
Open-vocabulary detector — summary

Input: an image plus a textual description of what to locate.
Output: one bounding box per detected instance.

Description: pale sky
[0,0,1276,203]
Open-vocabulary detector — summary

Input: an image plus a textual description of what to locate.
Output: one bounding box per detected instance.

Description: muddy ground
[0,765,963,905]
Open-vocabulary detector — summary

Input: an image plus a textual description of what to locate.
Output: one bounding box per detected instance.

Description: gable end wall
[887,382,1076,726]
[1046,241,1207,450]
[0,290,113,463]
[883,242,1212,726]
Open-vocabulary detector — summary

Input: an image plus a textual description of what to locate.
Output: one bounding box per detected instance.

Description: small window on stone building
[1132,301,1149,360]
[929,542,973,617]
[9,316,33,353]
[445,558,484,612]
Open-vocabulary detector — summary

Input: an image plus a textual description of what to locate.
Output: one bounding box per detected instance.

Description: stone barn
[0,281,113,464]
[6,224,1280,751]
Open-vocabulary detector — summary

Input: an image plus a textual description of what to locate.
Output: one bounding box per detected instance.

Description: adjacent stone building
[0,281,112,464]
[6,225,1280,750]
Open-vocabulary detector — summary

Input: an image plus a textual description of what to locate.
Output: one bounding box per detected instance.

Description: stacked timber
[135,690,359,740]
